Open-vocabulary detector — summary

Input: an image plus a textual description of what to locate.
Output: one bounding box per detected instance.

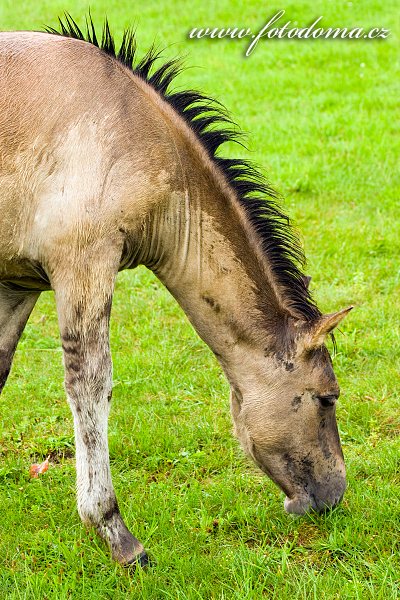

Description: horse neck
[141,175,287,369]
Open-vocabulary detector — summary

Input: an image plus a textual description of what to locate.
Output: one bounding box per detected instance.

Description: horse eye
[318,395,337,408]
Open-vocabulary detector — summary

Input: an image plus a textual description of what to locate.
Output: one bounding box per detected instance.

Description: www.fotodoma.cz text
[188,10,390,57]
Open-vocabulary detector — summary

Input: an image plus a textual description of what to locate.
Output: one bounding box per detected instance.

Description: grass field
[0,1,399,598]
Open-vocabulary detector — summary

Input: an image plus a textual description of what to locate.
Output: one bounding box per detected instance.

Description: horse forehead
[266,337,336,385]
[308,346,338,387]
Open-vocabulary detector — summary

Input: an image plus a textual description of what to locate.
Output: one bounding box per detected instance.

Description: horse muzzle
[284,477,347,514]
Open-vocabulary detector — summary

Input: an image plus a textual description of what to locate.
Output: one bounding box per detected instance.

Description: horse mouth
[284,495,312,515]
[284,489,345,515]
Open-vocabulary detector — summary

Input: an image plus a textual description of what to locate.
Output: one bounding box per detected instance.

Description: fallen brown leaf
[29,456,50,478]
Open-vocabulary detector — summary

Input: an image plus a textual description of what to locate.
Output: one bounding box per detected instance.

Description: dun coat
[0,17,352,565]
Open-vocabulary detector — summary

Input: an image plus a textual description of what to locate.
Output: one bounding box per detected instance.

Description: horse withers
[0,17,352,566]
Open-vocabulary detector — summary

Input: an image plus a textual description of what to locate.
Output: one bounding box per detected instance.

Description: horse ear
[302,275,312,289]
[305,306,354,350]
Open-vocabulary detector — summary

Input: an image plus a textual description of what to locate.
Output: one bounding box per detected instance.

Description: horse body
[0,24,352,566]
[0,33,169,273]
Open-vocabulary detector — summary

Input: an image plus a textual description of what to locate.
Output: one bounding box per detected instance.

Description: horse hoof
[124,550,151,569]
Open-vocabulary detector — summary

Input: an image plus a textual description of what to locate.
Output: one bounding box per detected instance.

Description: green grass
[0,1,399,598]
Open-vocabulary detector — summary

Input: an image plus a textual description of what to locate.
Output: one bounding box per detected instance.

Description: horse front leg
[0,284,40,392]
[53,260,148,567]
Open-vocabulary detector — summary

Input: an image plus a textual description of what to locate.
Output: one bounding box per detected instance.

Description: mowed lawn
[0,1,399,598]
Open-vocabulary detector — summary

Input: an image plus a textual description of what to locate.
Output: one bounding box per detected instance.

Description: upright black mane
[45,14,321,322]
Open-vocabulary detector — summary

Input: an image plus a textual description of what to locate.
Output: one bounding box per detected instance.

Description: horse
[0,16,352,566]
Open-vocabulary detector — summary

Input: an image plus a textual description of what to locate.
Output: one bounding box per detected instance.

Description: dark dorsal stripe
[44,14,321,322]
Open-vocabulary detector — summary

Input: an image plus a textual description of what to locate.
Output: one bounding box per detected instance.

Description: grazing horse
[0,17,352,566]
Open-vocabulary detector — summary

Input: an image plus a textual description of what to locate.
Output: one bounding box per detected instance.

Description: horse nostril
[334,490,345,507]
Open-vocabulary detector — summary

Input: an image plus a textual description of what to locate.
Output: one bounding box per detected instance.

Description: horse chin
[284,495,312,515]
[284,486,346,515]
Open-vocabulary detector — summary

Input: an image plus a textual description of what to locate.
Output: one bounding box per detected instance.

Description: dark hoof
[124,550,151,569]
